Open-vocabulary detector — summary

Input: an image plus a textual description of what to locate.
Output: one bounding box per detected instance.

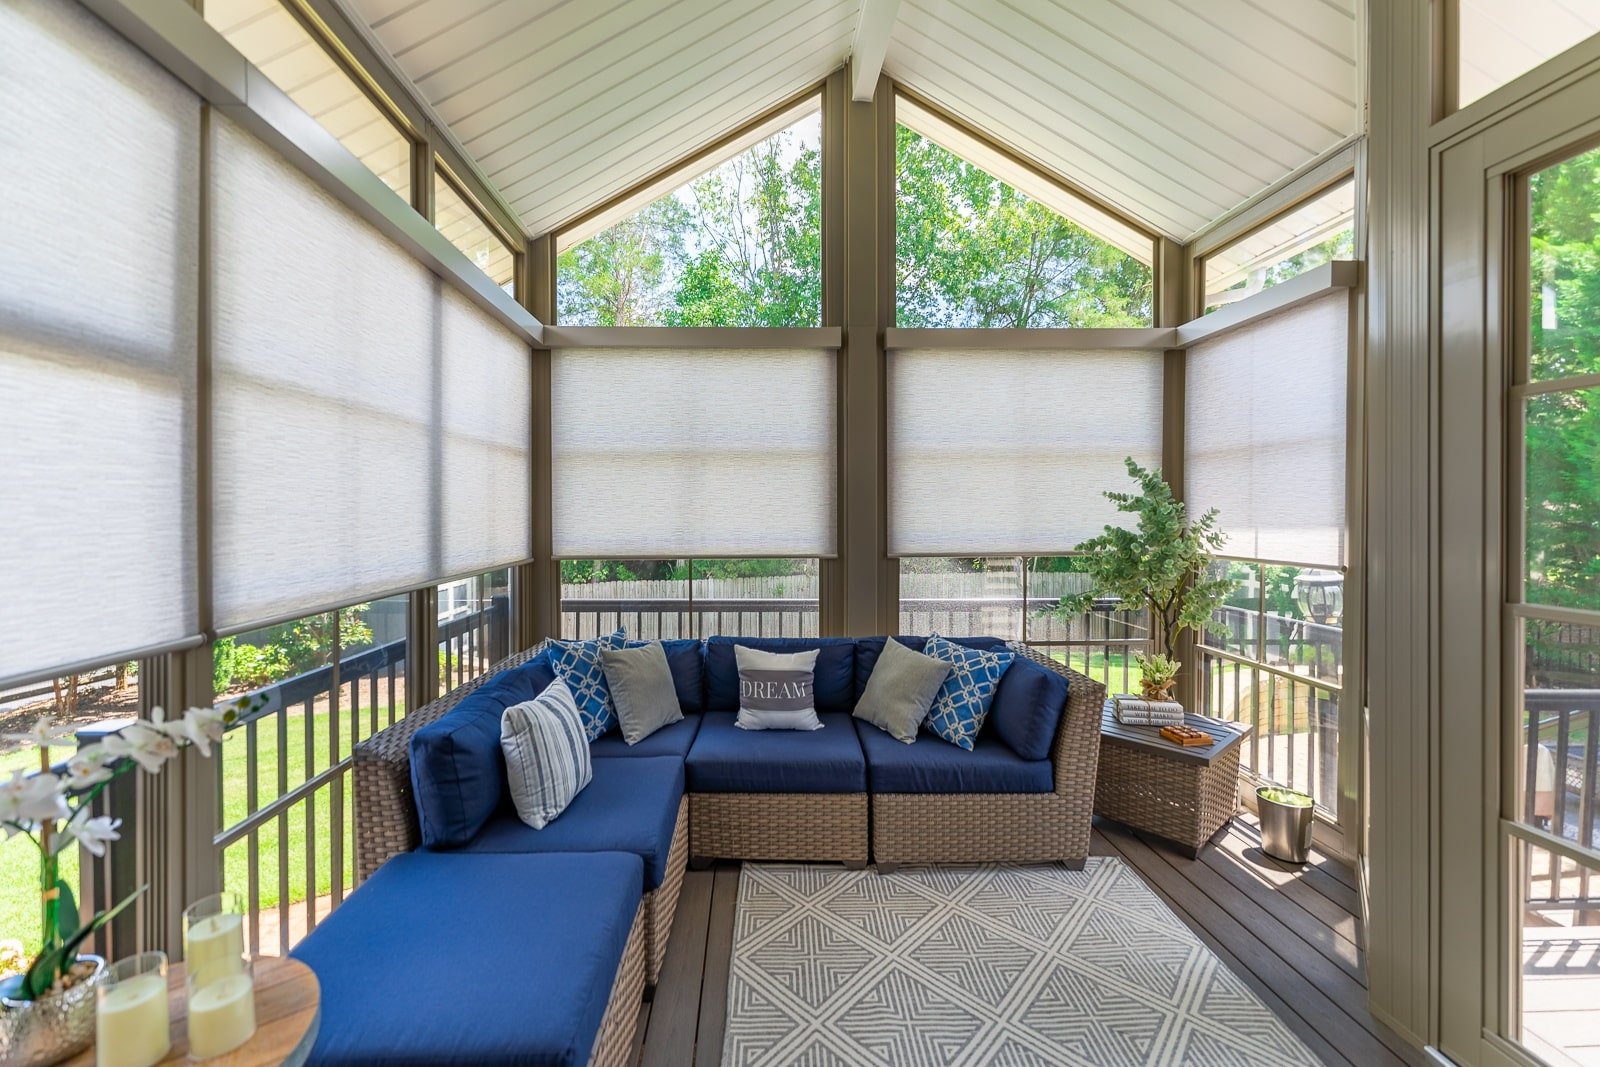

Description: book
[1112,694,1186,726]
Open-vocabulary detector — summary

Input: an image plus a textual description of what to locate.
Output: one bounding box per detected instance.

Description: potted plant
[1058,458,1232,702]
[0,704,236,1066]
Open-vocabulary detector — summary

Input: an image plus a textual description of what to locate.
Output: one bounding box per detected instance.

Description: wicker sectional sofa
[293,634,1102,1067]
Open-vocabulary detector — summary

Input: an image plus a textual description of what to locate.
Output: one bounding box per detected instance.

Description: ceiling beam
[850,0,900,102]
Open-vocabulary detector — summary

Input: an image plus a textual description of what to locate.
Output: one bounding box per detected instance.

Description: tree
[556,197,689,325]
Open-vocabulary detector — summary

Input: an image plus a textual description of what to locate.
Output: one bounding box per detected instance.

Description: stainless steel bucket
[1257,787,1315,863]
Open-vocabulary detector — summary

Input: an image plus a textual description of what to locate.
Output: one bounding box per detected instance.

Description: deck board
[632,816,1420,1066]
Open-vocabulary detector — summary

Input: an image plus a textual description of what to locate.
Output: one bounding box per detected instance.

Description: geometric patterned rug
[724,860,1323,1066]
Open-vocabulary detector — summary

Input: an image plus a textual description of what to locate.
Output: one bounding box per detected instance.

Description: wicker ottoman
[1094,702,1251,858]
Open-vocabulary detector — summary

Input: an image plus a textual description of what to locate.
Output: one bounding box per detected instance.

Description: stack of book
[1112,694,1186,726]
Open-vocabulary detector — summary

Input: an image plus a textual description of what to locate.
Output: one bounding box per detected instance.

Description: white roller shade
[0,0,200,684]
[551,348,836,558]
[887,349,1164,556]
[1185,291,1349,565]
[210,116,531,631]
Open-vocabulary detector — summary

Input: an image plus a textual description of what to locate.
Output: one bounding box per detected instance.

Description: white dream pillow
[501,676,592,830]
[734,645,823,731]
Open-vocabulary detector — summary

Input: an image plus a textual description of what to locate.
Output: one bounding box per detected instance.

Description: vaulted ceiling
[334,0,1361,244]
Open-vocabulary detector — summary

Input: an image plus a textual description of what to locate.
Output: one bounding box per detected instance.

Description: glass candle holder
[97,951,171,1067]
[185,957,255,1061]
[182,892,245,990]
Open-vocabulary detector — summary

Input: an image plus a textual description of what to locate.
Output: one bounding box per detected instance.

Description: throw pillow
[601,642,684,745]
[500,677,592,830]
[923,633,1016,750]
[734,645,823,731]
[549,628,625,741]
[853,637,950,743]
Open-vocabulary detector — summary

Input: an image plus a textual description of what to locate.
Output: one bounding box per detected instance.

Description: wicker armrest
[1010,642,1106,797]
[352,639,553,881]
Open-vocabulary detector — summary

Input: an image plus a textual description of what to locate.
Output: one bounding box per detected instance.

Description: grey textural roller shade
[1185,291,1349,565]
[210,116,531,631]
[0,0,200,684]
[551,348,837,558]
[887,348,1164,556]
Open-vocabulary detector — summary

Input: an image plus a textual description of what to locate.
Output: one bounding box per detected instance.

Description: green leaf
[22,884,145,1000]
[56,879,79,942]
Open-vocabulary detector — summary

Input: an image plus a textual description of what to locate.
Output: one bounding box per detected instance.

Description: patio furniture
[1094,701,1252,857]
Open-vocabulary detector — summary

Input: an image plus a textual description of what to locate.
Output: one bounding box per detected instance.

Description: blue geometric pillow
[549,628,626,740]
[922,634,1015,751]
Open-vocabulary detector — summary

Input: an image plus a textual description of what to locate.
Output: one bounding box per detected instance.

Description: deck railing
[1523,690,1600,914]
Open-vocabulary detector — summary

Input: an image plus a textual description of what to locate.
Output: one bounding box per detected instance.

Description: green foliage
[895,127,1152,327]
[212,636,237,694]
[211,607,371,694]
[1058,458,1232,661]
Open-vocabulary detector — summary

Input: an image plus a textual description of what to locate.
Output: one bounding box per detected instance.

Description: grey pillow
[501,677,591,830]
[734,645,822,731]
[853,638,951,743]
[601,642,684,744]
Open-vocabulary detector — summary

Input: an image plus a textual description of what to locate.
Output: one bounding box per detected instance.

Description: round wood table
[64,956,319,1067]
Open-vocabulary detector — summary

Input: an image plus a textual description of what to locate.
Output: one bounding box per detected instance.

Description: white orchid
[63,743,116,789]
[1,715,76,751]
[161,704,229,758]
[100,720,181,774]
[61,814,122,858]
[0,769,69,833]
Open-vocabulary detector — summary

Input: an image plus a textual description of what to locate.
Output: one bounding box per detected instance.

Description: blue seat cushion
[408,655,557,849]
[589,714,700,759]
[704,636,856,714]
[685,711,866,793]
[856,719,1054,793]
[986,653,1070,761]
[853,636,1009,702]
[454,755,684,890]
[293,850,641,1067]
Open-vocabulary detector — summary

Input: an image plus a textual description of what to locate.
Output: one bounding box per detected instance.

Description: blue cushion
[704,637,856,715]
[986,653,1070,761]
[409,670,538,849]
[852,635,1010,701]
[455,755,683,890]
[589,714,701,759]
[660,638,704,714]
[922,634,1016,751]
[685,711,866,793]
[549,629,625,740]
[856,719,1054,793]
[293,850,641,1067]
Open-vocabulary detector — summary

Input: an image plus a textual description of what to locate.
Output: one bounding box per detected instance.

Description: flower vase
[0,955,107,1067]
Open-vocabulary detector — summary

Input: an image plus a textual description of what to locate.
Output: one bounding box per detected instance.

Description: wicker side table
[1095,702,1251,858]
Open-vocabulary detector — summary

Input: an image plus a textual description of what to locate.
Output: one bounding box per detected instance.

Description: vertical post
[409,586,440,705]
[836,66,896,636]
[525,232,557,645]
[1157,236,1200,711]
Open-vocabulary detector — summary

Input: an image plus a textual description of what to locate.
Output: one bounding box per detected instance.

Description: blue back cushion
[409,653,556,849]
[703,636,857,714]
[659,639,704,714]
[852,635,1009,702]
[985,653,1070,761]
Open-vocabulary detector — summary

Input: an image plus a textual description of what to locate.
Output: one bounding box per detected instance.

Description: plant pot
[1256,787,1315,864]
[1139,679,1177,701]
[0,955,107,1067]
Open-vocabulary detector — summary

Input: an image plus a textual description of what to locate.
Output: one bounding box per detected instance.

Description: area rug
[723,859,1322,1067]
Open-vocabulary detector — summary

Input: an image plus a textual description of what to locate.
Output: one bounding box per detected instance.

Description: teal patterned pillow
[922,634,1015,751]
[549,628,626,740]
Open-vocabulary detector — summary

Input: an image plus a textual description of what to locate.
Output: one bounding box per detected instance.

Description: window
[560,560,690,641]
[897,557,1153,694]
[206,0,412,203]
[434,166,516,296]
[693,560,819,639]
[1454,1,1600,110]
[436,569,512,690]
[556,106,821,326]
[558,560,820,640]
[215,594,408,956]
[1202,181,1355,312]
[894,96,1152,327]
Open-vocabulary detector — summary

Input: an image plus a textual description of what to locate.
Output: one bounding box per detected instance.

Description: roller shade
[887,348,1164,556]
[1185,290,1348,565]
[0,0,200,684]
[209,116,531,631]
[551,348,836,558]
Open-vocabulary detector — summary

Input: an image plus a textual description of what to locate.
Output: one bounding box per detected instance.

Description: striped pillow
[500,677,592,830]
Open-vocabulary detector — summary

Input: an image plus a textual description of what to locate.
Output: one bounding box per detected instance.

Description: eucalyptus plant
[0,704,237,1001]
[1059,458,1233,698]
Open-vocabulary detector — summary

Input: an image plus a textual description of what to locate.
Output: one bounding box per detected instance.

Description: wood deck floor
[633,814,1424,1067]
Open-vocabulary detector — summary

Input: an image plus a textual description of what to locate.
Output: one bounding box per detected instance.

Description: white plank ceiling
[335,0,1360,243]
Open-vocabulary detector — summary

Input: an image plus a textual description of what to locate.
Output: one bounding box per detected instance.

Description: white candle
[96,973,171,1067]
[184,912,244,988]
[186,972,256,1059]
